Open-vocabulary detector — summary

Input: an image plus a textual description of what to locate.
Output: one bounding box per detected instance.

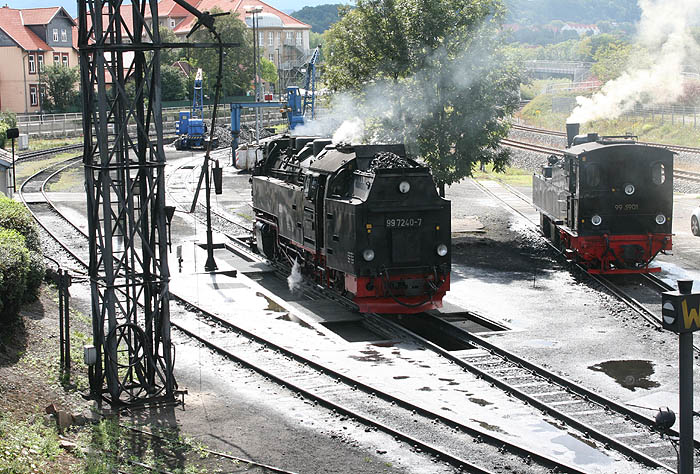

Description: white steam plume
[287,259,303,293]
[568,0,700,124]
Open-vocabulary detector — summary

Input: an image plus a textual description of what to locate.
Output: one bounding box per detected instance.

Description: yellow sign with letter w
[681,299,700,331]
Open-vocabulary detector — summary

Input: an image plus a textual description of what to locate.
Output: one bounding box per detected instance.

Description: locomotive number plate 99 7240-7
[386,217,422,228]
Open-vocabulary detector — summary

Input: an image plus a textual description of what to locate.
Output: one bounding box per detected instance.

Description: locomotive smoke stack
[566,123,580,148]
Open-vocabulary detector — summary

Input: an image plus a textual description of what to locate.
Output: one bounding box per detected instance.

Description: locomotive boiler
[533,123,674,274]
[251,135,451,313]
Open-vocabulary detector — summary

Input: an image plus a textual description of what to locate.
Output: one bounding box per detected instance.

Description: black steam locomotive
[251,135,451,313]
[533,123,673,274]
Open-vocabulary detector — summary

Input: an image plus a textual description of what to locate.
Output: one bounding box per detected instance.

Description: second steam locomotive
[533,123,673,274]
[251,136,451,313]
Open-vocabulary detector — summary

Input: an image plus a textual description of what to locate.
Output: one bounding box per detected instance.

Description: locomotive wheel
[692,216,700,236]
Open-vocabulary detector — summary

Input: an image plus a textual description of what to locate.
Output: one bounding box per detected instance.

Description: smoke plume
[568,0,700,124]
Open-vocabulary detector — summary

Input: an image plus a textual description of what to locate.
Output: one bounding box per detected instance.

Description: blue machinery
[286,46,321,130]
[175,69,215,149]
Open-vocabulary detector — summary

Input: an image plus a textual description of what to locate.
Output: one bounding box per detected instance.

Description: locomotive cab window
[651,162,666,185]
[583,163,601,188]
[305,173,320,199]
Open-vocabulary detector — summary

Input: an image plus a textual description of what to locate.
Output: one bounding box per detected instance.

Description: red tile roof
[0,7,51,51]
[166,0,309,35]
[22,7,75,26]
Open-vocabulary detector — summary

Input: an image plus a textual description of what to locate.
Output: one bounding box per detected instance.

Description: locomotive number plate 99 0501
[386,217,422,228]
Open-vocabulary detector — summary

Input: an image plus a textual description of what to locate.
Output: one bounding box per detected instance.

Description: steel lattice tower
[78,0,175,404]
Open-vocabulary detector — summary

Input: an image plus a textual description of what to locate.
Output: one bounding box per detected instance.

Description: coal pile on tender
[369,152,419,171]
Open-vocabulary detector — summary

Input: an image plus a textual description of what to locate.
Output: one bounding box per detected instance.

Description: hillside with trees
[291,4,345,33]
[505,0,641,25]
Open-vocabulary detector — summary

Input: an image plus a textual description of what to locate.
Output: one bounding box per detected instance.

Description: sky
[3,0,336,18]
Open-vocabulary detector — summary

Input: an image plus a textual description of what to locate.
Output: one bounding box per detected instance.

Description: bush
[0,228,29,320]
[0,111,16,149]
[26,250,45,300]
[0,195,41,252]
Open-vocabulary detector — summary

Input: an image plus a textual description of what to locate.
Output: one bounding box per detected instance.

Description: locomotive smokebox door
[662,282,700,333]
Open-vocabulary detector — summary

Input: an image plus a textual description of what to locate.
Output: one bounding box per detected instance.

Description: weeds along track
[22,157,589,473]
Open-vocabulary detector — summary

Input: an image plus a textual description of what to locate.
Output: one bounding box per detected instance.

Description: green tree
[591,42,633,82]
[161,64,188,101]
[325,0,522,192]
[259,56,278,85]
[43,64,79,112]
[189,9,254,97]
[160,26,184,66]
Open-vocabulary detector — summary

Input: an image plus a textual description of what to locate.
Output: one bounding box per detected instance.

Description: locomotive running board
[588,267,661,274]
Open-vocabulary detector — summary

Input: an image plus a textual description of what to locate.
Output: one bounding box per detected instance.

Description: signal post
[661,279,700,474]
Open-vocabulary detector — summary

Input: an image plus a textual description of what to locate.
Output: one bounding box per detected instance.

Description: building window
[268,32,273,46]
[62,54,68,67]
[258,31,263,46]
[276,31,280,44]
[37,54,44,73]
[285,31,292,42]
[296,32,302,46]
[61,29,67,42]
[269,53,274,62]
[53,53,60,64]
[29,85,38,106]
[53,28,58,42]
[28,54,36,74]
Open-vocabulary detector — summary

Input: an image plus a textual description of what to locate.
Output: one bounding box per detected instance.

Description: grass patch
[0,415,62,474]
[472,163,533,187]
[7,137,82,153]
[15,153,79,184]
[46,167,83,192]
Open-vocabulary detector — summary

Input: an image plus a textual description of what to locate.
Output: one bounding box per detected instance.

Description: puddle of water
[348,349,393,364]
[468,397,493,407]
[470,418,506,434]
[417,387,432,392]
[588,360,660,391]
[393,375,410,380]
[256,292,288,313]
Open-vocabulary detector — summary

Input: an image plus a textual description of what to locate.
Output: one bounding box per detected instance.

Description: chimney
[566,122,580,148]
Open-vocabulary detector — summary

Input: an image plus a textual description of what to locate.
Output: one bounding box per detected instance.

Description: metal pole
[678,331,693,474]
[11,138,15,192]
[253,13,260,144]
[63,272,70,374]
[58,268,64,371]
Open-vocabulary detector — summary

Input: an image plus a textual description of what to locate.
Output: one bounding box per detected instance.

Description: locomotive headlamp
[398,181,411,194]
[624,183,635,195]
[436,244,448,257]
[655,214,667,225]
[591,214,602,226]
[363,249,375,261]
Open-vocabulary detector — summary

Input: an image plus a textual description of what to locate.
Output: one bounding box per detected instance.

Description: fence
[16,104,285,139]
[541,84,700,128]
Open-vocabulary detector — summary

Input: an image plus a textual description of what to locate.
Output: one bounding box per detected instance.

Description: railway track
[165,153,697,471]
[23,157,590,474]
[502,135,700,183]
[17,144,83,160]
[471,178,700,354]
[511,123,700,156]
